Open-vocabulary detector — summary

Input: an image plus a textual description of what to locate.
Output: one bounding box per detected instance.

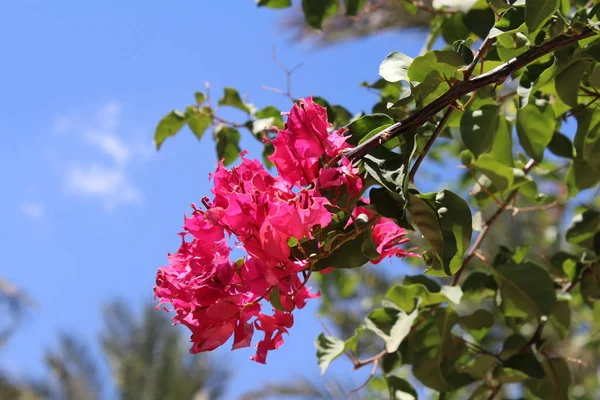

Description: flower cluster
[154,97,412,363]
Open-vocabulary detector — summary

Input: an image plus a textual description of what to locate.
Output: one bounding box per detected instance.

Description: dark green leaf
[407,192,445,270]
[547,132,574,159]
[460,355,497,379]
[526,358,571,400]
[489,5,526,38]
[581,268,600,307]
[344,0,366,16]
[363,146,407,194]
[369,187,412,229]
[566,208,600,249]
[346,114,394,146]
[314,229,372,271]
[460,105,499,157]
[505,353,545,378]
[516,99,556,162]
[155,110,187,150]
[566,156,599,196]
[218,87,251,113]
[462,272,497,293]
[386,375,418,400]
[459,309,494,342]
[331,105,353,127]
[494,262,557,319]
[582,117,600,172]
[550,300,571,338]
[435,190,473,275]
[463,8,496,38]
[213,126,241,165]
[379,52,413,83]
[525,0,559,33]
[302,0,338,29]
[555,60,591,107]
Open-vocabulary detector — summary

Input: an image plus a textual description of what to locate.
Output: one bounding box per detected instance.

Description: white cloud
[53,101,150,211]
[66,164,141,210]
[21,201,45,219]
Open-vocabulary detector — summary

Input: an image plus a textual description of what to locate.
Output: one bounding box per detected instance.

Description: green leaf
[582,117,600,173]
[365,304,419,353]
[516,99,556,162]
[435,190,473,275]
[407,192,445,270]
[269,287,286,312]
[302,0,338,29]
[493,262,557,319]
[550,300,571,339]
[460,105,499,157]
[580,268,600,307]
[185,107,212,140]
[154,110,187,150]
[346,114,395,146]
[344,0,366,16]
[407,50,464,83]
[386,283,462,313]
[257,0,291,7]
[453,39,474,65]
[547,132,574,159]
[369,187,410,228]
[488,117,514,166]
[566,156,599,196]
[218,87,251,113]
[386,375,418,400]
[525,0,559,33]
[412,71,451,107]
[489,5,526,38]
[460,355,497,379]
[526,358,571,400]
[504,353,546,379]
[363,146,407,194]
[315,333,345,374]
[459,309,494,342]
[331,105,353,127]
[314,229,373,271]
[473,154,515,192]
[194,91,206,105]
[566,208,600,250]
[555,60,591,107]
[213,126,241,165]
[379,52,414,83]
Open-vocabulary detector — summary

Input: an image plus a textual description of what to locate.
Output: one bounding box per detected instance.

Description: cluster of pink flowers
[154,97,412,363]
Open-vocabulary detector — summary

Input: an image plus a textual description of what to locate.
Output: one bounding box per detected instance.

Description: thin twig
[347,356,380,397]
[265,47,302,103]
[452,159,536,285]
[343,28,596,161]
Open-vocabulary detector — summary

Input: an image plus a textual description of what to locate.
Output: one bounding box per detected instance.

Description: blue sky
[0,1,427,397]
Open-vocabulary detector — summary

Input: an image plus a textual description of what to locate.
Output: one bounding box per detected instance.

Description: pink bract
[154,97,414,363]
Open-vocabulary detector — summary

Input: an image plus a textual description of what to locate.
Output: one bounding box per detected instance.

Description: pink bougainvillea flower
[270,97,350,187]
[154,97,414,364]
